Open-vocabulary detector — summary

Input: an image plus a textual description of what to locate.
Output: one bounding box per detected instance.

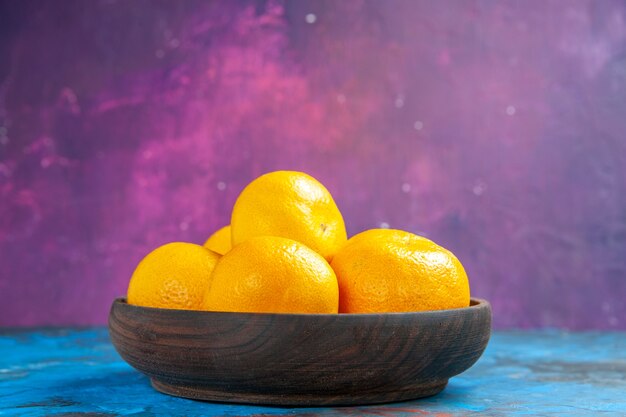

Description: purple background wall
[1,0,625,329]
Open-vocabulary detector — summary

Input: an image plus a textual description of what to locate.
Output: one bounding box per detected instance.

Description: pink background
[1,0,625,328]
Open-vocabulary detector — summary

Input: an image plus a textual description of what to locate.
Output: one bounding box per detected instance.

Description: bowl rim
[111,297,490,318]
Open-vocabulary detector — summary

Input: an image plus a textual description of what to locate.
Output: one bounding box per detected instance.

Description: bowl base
[151,378,448,406]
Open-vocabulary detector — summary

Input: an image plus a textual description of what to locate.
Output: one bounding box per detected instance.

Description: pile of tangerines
[127,171,470,314]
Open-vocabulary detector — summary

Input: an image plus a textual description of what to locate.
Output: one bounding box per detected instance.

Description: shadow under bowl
[109,297,491,406]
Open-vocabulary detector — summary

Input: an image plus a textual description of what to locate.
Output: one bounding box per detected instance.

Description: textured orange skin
[331,229,470,313]
[231,171,347,262]
[203,225,232,255]
[203,236,339,314]
[127,242,220,310]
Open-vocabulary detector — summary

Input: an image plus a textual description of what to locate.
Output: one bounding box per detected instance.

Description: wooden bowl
[109,297,491,406]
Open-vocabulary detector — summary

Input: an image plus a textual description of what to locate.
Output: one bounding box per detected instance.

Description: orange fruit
[330,229,470,313]
[203,236,338,314]
[127,242,220,310]
[231,171,347,262]
[203,225,232,255]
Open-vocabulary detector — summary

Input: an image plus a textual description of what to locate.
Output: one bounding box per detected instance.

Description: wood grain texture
[108,298,491,406]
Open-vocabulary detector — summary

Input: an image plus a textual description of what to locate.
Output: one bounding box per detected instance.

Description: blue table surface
[1,329,625,417]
